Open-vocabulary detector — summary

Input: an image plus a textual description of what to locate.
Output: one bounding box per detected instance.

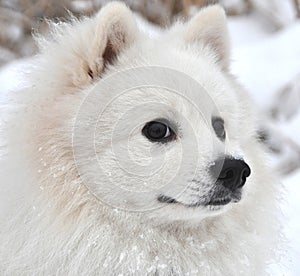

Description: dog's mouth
[205,189,242,206]
[157,189,242,208]
[206,197,232,206]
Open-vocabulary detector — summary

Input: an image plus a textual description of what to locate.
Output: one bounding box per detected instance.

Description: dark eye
[142,121,176,143]
[212,117,226,140]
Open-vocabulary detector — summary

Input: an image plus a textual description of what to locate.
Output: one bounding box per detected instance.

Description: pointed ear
[66,2,137,87]
[87,2,138,79]
[184,5,230,71]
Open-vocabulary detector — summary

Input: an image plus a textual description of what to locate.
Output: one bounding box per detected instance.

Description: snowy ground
[0,11,300,275]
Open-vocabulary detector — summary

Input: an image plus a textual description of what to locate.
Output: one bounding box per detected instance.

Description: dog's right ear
[89,2,137,77]
[63,2,138,87]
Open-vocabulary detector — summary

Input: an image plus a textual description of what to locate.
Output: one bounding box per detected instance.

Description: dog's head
[41,2,258,224]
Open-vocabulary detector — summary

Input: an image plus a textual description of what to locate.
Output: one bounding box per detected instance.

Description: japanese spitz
[0,2,282,275]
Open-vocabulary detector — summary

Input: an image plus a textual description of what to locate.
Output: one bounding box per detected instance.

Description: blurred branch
[221,0,252,16]
[0,0,299,67]
[293,0,300,18]
[270,74,300,121]
[263,74,300,175]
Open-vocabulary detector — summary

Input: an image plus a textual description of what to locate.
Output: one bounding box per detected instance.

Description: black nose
[210,158,251,191]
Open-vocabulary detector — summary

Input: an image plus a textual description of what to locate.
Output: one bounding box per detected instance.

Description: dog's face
[62,3,256,223]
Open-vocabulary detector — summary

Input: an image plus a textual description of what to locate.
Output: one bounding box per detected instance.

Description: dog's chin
[157,189,243,214]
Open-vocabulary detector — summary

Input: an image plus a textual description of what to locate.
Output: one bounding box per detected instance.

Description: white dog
[0,2,282,275]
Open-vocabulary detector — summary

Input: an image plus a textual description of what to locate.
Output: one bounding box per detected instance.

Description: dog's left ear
[184,5,230,71]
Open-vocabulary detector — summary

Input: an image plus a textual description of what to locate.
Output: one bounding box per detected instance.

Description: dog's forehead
[100,38,241,129]
[118,41,238,109]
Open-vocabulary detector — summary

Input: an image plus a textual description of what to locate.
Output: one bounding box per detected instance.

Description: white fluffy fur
[0,2,282,275]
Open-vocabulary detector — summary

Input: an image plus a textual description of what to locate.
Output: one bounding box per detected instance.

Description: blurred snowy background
[0,0,299,274]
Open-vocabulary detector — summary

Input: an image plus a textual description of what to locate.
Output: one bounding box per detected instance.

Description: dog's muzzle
[157,158,251,208]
